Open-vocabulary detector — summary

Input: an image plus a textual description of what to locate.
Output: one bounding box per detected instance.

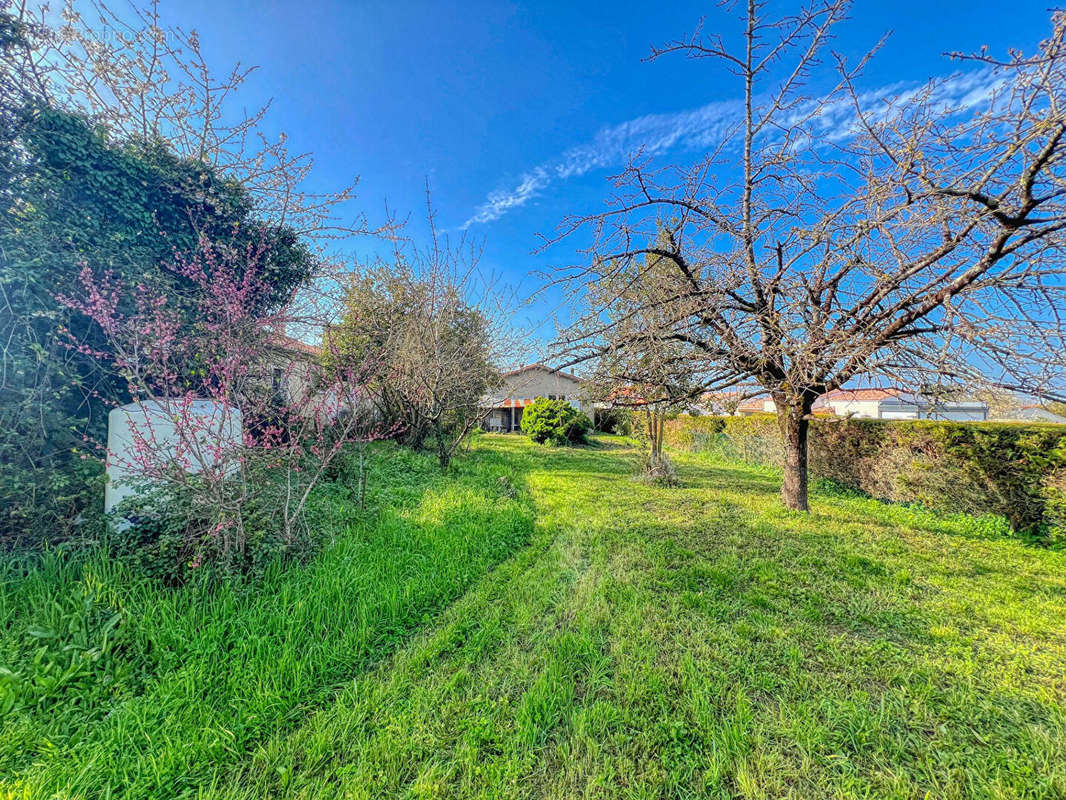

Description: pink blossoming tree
[56,237,391,571]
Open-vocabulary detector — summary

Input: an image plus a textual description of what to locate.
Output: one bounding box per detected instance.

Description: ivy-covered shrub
[1,104,316,547]
[665,414,1066,543]
[520,398,591,445]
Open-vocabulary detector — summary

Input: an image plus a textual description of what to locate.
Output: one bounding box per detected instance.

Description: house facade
[817,388,989,420]
[269,334,322,406]
[481,364,590,432]
[735,388,989,421]
[735,397,778,416]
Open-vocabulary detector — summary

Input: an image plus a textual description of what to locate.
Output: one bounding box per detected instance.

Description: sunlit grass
[0,442,533,798]
[2,435,1065,798]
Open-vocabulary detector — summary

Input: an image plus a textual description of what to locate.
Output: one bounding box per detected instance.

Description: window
[548,394,556,400]
[272,367,284,393]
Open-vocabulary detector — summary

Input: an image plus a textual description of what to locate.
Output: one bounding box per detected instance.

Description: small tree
[583,230,704,478]
[55,237,388,573]
[547,3,1066,511]
[327,197,508,469]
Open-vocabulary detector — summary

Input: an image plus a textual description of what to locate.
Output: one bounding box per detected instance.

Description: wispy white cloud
[462,69,1005,228]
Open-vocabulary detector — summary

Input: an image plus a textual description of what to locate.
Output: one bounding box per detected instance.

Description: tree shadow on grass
[678,459,782,497]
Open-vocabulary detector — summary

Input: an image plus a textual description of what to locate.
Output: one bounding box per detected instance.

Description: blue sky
[162,0,1053,351]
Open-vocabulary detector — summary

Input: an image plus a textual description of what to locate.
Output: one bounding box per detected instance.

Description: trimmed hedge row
[665,414,1066,543]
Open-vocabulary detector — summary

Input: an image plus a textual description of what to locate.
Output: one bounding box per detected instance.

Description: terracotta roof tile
[272,334,321,357]
[821,387,907,402]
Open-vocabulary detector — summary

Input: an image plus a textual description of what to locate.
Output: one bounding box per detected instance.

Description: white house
[817,388,989,420]
[735,396,778,416]
[736,388,989,421]
[481,364,590,433]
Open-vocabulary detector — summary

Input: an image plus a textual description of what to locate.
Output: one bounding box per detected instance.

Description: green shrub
[520,398,591,445]
[1042,443,1066,546]
[0,571,142,720]
[593,407,634,435]
[108,452,338,585]
[665,414,1066,542]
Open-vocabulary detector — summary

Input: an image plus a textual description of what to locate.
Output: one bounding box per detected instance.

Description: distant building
[995,405,1066,424]
[736,387,989,421]
[735,396,778,416]
[481,364,590,433]
[816,388,989,421]
[698,390,749,415]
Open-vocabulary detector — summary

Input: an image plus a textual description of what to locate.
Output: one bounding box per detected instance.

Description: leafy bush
[0,571,141,720]
[0,104,316,547]
[665,414,1066,542]
[1043,464,1066,546]
[593,407,634,435]
[109,478,319,586]
[520,398,591,445]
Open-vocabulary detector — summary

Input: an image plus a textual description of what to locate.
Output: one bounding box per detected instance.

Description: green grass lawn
[2,435,1065,798]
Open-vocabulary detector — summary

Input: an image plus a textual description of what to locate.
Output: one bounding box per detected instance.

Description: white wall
[497,368,590,417]
[826,399,885,419]
[737,399,776,415]
[105,399,242,514]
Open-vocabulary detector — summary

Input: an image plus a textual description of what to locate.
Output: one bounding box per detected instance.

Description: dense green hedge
[665,414,1066,543]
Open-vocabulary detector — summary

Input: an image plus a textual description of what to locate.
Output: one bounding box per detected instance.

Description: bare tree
[545,1,1066,511]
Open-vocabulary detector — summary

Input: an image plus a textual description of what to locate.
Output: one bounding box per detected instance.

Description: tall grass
[0,443,533,798]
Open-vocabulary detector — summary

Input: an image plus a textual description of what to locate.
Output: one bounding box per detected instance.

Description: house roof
[820,388,907,402]
[736,388,910,412]
[501,363,583,383]
[727,386,990,415]
[1006,405,1066,423]
[272,333,321,358]
[604,385,652,406]
[736,395,774,412]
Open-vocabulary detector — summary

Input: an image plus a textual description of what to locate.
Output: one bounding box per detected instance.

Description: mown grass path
[222,436,1066,799]
[3,435,1066,798]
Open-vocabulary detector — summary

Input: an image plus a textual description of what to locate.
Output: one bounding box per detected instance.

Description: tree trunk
[652,409,660,460]
[774,395,813,511]
[434,424,451,470]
